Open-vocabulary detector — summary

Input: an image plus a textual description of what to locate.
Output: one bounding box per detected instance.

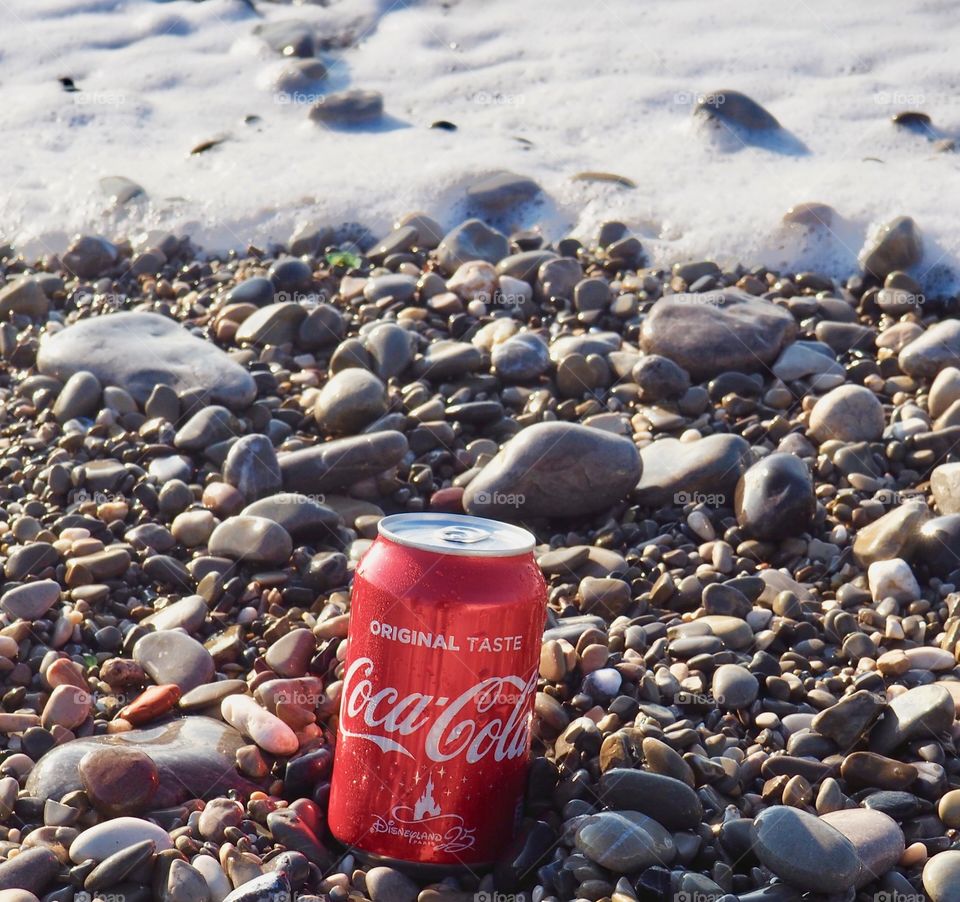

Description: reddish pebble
[117,684,182,726]
[202,482,246,517]
[78,747,159,816]
[41,685,92,731]
[429,486,464,513]
[45,657,88,691]
[100,657,146,688]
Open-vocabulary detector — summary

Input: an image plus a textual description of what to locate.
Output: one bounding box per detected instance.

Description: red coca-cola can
[328,512,547,869]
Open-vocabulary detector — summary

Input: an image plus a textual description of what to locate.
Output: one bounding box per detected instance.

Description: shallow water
[2,0,959,287]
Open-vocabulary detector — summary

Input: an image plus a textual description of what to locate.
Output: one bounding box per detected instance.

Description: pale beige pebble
[44,657,87,690]
[902,841,926,867]
[41,684,91,730]
[497,274,533,308]
[579,644,609,673]
[221,695,298,756]
[868,558,920,602]
[50,615,75,648]
[876,321,924,351]
[59,527,91,542]
[171,510,218,547]
[446,260,497,301]
[70,816,173,863]
[687,510,715,541]
[903,647,955,671]
[313,613,349,639]
[191,854,231,902]
[0,775,18,818]
[0,636,18,658]
[938,789,960,828]
[884,616,905,641]
[0,890,40,902]
[69,538,104,556]
[96,501,128,523]
[470,317,518,350]
[877,649,911,677]
[930,367,960,419]
[539,639,567,681]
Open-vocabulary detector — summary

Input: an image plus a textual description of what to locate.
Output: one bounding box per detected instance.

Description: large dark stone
[735,452,815,540]
[25,716,264,808]
[463,422,641,520]
[915,514,960,578]
[640,290,797,381]
[635,434,752,508]
[279,431,408,494]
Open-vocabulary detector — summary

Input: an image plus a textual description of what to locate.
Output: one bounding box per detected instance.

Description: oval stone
[751,806,860,892]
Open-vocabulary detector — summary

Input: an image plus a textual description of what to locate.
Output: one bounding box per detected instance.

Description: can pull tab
[437,525,490,545]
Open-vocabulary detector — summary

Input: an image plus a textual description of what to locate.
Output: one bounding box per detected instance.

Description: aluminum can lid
[378,512,535,557]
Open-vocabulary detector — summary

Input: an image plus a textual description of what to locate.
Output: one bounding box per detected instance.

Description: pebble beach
[3,2,960,902]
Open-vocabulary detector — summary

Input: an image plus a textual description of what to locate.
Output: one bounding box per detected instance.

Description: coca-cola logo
[339,657,537,764]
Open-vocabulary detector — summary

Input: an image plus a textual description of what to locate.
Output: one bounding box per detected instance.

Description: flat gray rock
[463,421,641,520]
[279,431,408,494]
[640,290,797,381]
[598,769,702,830]
[466,171,542,214]
[899,320,960,379]
[38,312,256,410]
[309,89,383,127]
[859,215,923,280]
[870,683,955,754]
[436,219,510,274]
[242,493,341,542]
[821,807,905,887]
[751,806,860,892]
[635,434,752,508]
[133,630,216,692]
